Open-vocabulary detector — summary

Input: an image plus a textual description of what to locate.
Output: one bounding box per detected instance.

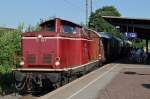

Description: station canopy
[102,16,150,39]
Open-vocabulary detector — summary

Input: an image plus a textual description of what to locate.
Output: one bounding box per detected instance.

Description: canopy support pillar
[146,39,149,53]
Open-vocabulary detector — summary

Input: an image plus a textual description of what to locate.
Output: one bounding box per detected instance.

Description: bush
[0,24,24,95]
[0,65,15,95]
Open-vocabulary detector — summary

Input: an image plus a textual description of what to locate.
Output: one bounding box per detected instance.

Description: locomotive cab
[21,18,82,69]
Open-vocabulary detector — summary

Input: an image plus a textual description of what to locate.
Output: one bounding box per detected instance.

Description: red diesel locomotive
[13,18,103,92]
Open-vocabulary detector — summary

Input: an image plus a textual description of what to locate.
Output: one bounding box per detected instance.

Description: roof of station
[102,16,150,39]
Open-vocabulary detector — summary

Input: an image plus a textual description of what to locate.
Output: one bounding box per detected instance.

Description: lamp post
[90,0,93,14]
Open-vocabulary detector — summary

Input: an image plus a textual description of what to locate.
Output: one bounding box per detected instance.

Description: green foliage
[0,25,23,66]
[0,65,11,74]
[0,24,24,94]
[26,24,40,32]
[131,39,145,48]
[89,6,122,38]
[95,6,121,17]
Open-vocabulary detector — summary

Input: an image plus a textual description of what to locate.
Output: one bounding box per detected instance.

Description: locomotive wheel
[15,78,26,91]
[14,71,27,91]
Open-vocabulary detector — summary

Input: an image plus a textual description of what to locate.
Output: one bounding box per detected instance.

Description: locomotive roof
[40,18,82,28]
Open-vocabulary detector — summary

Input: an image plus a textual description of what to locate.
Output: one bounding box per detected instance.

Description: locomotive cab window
[45,21,55,32]
[40,20,55,32]
[62,25,76,34]
[45,23,55,32]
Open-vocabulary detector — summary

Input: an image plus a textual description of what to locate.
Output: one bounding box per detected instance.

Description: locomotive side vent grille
[43,54,51,64]
[26,54,36,64]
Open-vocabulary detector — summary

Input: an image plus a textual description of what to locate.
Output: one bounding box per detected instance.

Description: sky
[0,0,150,28]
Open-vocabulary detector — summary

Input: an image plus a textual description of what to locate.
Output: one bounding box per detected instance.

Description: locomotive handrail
[12,68,66,72]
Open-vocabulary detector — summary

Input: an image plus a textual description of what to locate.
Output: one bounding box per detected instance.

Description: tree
[94,6,121,17]
[0,24,24,94]
[0,25,23,68]
[89,6,122,38]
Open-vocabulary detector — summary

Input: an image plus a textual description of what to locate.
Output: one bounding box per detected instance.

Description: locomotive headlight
[55,57,60,66]
[55,61,60,66]
[99,54,102,59]
[38,34,42,38]
[20,61,24,66]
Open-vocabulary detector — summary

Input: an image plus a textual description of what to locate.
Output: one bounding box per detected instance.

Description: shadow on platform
[123,71,150,75]
[142,84,150,89]
[113,56,150,66]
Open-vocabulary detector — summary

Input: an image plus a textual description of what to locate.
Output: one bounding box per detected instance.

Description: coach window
[62,25,76,34]
[45,21,55,32]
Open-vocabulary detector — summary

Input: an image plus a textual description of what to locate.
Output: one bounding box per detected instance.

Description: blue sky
[0,0,150,28]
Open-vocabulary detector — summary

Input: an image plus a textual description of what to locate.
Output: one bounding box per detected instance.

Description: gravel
[0,93,21,99]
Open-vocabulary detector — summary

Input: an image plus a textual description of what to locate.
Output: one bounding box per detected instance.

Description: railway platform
[38,59,150,99]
